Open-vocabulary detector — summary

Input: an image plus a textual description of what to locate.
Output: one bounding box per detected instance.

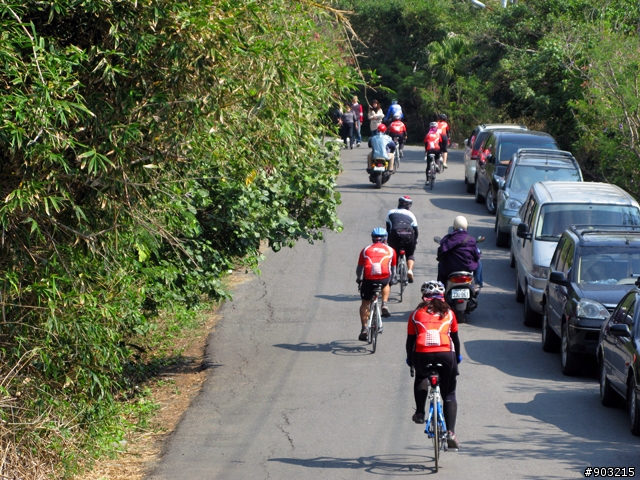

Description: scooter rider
[436,216,483,291]
[386,196,418,283]
[367,123,397,172]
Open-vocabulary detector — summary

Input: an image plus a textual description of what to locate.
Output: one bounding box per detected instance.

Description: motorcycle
[433,234,485,323]
[367,157,392,189]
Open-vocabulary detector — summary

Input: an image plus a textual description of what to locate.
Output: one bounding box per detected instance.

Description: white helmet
[421,280,445,297]
[453,216,468,231]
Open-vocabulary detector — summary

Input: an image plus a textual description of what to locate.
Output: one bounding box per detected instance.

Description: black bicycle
[426,153,437,190]
[396,249,408,302]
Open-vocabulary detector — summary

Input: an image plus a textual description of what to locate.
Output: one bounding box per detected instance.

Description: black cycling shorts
[439,135,449,153]
[388,232,416,261]
[360,278,390,301]
[412,350,458,401]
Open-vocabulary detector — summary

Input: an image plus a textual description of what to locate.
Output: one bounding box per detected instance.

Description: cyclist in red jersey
[406,280,462,450]
[424,122,443,184]
[437,113,451,168]
[388,114,408,158]
[356,227,397,340]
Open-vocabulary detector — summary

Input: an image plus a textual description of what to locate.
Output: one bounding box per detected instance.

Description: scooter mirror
[476,236,486,243]
[433,236,442,243]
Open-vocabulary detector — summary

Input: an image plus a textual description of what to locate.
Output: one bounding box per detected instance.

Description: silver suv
[495,149,582,247]
[463,123,527,193]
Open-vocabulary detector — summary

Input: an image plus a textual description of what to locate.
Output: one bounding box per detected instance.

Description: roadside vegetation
[0,0,353,477]
[340,0,640,197]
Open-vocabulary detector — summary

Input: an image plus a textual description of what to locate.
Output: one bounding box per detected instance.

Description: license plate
[373,166,386,172]
[451,289,470,299]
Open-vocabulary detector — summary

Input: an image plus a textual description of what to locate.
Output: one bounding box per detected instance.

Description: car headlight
[531,265,550,279]
[576,299,609,319]
[506,199,523,211]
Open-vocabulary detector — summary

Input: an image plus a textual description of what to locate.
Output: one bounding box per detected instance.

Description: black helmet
[398,195,413,209]
[438,113,447,120]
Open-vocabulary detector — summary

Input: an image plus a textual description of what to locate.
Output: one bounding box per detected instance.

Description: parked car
[597,282,640,435]
[510,181,640,328]
[463,124,527,194]
[475,130,558,214]
[495,149,582,247]
[543,226,640,376]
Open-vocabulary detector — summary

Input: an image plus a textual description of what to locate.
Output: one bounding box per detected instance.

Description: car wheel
[515,270,525,303]
[509,249,515,268]
[466,177,474,194]
[475,177,485,204]
[523,286,542,327]
[486,188,496,214]
[599,358,617,407]
[561,321,581,376]
[629,376,640,436]
[542,308,560,352]
[496,216,510,248]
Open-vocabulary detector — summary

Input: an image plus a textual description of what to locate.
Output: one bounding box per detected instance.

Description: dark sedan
[597,284,640,436]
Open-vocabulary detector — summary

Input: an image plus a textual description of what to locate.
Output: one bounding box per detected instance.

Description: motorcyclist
[386,196,418,283]
[356,228,397,340]
[406,280,462,450]
[436,216,483,292]
[437,114,451,168]
[383,99,404,124]
[388,114,408,158]
[367,123,397,172]
[423,122,443,185]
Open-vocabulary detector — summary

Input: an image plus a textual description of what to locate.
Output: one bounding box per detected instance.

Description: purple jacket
[437,230,480,276]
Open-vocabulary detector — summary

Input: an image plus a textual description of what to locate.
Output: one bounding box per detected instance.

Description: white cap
[453,216,468,230]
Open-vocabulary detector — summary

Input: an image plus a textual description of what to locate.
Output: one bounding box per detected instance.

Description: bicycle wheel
[367,301,375,344]
[433,394,439,472]
[395,148,400,170]
[371,306,380,353]
[430,163,435,190]
[398,256,407,302]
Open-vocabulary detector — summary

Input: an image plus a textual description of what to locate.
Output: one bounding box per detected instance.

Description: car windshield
[497,140,558,162]
[535,205,640,241]
[510,166,581,191]
[577,247,640,285]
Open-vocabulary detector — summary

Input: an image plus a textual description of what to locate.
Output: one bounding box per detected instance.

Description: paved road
[148,145,640,479]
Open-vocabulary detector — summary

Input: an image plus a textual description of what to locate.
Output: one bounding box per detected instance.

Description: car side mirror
[495,176,505,190]
[464,139,469,147]
[610,323,631,337]
[516,222,532,240]
[549,271,568,286]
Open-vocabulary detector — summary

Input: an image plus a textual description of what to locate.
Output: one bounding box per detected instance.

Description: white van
[510,182,640,326]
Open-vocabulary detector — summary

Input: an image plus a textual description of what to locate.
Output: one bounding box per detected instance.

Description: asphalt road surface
[148,144,640,479]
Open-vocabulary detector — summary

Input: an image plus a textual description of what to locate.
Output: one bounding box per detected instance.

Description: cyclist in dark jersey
[386,196,418,283]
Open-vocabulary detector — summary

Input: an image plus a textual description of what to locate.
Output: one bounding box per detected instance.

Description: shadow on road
[273,340,373,356]
[268,454,433,475]
[315,294,361,302]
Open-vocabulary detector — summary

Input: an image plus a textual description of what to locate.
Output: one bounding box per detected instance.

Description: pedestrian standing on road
[352,96,363,147]
[356,228,396,340]
[406,280,462,450]
[368,99,384,135]
[340,101,357,149]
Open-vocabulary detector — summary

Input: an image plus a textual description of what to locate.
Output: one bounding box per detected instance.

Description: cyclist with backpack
[386,196,418,283]
[406,280,462,450]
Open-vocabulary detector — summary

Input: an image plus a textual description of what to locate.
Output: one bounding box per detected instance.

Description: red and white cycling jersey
[436,120,450,137]
[389,120,407,136]
[424,132,442,151]
[358,243,396,280]
[408,307,458,353]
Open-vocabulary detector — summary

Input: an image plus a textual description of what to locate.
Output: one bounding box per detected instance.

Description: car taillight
[471,149,479,159]
[430,375,438,386]
[450,275,473,283]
